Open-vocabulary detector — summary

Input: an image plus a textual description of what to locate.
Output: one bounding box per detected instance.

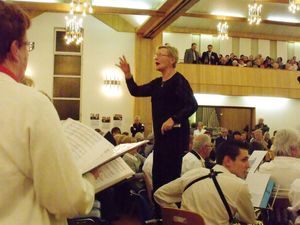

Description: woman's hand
[116,55,132,79]
[161,117,175,135]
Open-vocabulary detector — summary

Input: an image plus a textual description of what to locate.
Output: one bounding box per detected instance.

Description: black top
[126,72,198,142]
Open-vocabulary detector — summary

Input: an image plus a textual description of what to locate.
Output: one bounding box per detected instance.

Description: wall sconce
[104,78,121,87]
[102,70,122,97]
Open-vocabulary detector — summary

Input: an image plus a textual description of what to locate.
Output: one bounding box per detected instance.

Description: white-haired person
[259,129,300,194]
[181,134,213,175]
[259,129,300,224]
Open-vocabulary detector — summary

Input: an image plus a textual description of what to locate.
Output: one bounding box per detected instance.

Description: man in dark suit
[215,127,229,148]
[202,44,219,65]
[184,43,200,64]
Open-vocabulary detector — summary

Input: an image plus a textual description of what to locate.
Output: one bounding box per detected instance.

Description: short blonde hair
[114,134,137,145]
[157,45,178,68]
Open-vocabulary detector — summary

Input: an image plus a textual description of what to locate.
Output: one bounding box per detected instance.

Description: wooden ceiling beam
[137,0,200,39]
[15,1,164,16]
[183,12,300,27]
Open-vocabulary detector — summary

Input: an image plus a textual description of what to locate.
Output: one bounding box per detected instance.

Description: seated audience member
[103,127,121,146]
[181,134,213,175]
[215,127,229,148]
[259,129,300,194]
[143,132,154,157]
[241,131,249,143]
[255,118,270,134]
[249,129,268,154]
[276,57,285,69]
[154,140,255,225]
[130,115,145,137]
[0,2,97,224]
[184,43,200,64]
[119,135,145,174]
[112,127,121,136]
[263,131,273,149]
[193,121,206,136]
[232,131,242,141]
[122,131,129,136]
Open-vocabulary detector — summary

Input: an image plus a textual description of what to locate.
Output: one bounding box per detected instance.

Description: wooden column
[133,33,162,136]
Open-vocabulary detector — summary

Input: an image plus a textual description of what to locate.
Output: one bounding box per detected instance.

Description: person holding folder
[0,2,98,224]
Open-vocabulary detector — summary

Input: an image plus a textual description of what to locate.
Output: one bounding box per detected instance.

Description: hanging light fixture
[64,16,83,45]
[64,0,93,44]
[217,21,229,40]
[289,0,300,13]
[248,2,262,25]
[70,0,93,17]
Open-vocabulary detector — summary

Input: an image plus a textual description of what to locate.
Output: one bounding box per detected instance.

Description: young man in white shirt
[154,140,255,225]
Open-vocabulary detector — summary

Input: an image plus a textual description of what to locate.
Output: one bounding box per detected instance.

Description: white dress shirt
[181,151,205,175]
[0,73,95,225]
[193,129,205,136]
[259,156,300,197]
[154,164,255,225]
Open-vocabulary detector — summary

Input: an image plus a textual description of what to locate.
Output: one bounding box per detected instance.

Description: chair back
[161,207,205,225]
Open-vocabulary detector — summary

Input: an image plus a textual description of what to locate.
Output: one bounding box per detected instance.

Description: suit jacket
[201,51,219,65]
[184,48,200,64]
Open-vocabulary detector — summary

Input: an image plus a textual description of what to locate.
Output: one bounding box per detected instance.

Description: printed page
[95,157,134,193]
[62,119,149,174]
[248,151,267,174]
[246,173,271,207]
[62,118,114,173]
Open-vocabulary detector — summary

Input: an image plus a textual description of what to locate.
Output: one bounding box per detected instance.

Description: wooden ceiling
[14,0,300,41]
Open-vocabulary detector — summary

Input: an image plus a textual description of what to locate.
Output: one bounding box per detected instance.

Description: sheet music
[62,118,148,174]
[246,173,271,207]
[62,119,115,173]
[95,157,134,193]
[248,151,267,174]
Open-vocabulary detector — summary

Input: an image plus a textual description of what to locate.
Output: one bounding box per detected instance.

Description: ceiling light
[69,0,93,17]
[64,16,83,45]
[289,0,300,13]
[248,2,262,25]
[217,21,229,40]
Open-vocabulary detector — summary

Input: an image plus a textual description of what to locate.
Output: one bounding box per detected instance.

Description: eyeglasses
[154,53,169,58]
[23,41,35,52]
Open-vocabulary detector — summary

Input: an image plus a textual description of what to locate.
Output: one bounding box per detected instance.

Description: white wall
[163,32,193,62]
[294,42,300,61]
[27,13,135,133]
[239,38,251,57]
[219,37,233,56]
[194,94,300,133]
[277,41,288,62]
[258,39,270,58]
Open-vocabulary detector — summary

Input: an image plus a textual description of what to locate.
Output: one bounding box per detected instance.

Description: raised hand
[116,55,132,79]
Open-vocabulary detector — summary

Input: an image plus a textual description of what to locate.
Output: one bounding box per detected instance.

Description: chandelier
[64,16,83,45]
[70,0,93,17]
[64,0,94,44]
[248,3,262,25]
[289,0,300,13]
[217,21,229,40]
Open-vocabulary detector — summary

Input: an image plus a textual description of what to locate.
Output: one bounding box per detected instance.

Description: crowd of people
[1,1,299,224]
[99,116,300,225]
[184,43,300,71]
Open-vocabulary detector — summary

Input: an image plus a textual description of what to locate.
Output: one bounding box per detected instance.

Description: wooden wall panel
[176,64,300,98]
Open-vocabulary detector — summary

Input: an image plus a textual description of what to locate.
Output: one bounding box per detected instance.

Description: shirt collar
[0,65,18,82]
[213,164,236,178]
